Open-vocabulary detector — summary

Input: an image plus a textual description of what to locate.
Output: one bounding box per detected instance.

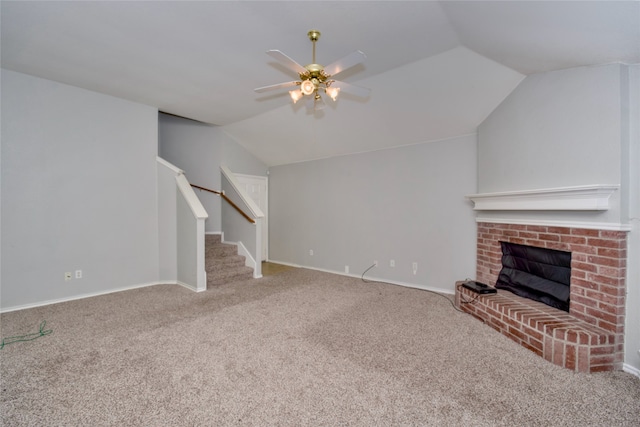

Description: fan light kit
[255,30,370,110]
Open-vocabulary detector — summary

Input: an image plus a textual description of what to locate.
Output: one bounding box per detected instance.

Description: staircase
[205,234,254,287]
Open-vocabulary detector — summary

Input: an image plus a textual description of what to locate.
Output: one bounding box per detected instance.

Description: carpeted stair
[205,234,254,287]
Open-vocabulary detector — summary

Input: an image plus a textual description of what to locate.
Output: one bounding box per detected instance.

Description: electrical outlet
[75,270,82,279]
[65,272,72,281]
[412,262,418,275]
[309,249,314,256]
[390,260,395,267]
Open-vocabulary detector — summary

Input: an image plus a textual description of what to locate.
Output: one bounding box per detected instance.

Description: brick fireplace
[456,221,628,372]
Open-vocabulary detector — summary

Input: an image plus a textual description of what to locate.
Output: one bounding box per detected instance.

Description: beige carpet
[1,268,639,426]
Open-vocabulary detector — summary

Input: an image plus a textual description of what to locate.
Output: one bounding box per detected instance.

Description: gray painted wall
[625,64,640,372]
[477,63,625,225]
[158,114,267,232]
[1,70,159,310]
[477,63,640,372]
[268,135,478,292]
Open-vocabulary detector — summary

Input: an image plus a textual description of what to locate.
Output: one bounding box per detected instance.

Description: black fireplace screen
[496,241,571,312]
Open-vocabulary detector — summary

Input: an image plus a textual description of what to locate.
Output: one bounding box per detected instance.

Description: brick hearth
[455,222,627,372]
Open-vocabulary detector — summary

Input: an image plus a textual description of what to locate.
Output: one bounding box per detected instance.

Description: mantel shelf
[466,185,619,211]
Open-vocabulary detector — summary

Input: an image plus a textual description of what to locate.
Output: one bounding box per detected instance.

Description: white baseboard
[176,280,207,293]
[623,363,640,378]
[0,281,167,313]
[265,259,454,295]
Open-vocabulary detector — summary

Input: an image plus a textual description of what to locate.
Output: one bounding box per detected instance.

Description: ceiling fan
[254,30,370,110]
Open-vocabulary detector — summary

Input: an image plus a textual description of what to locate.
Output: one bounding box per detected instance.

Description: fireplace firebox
[496,241,571,312]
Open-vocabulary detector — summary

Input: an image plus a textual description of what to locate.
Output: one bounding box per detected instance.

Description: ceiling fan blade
[266,50,308,75]
[254,81,299,93]
[331,80,371,98]
[323,50,366,77]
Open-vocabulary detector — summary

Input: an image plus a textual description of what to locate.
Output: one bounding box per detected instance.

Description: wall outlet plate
[65,272,72,281]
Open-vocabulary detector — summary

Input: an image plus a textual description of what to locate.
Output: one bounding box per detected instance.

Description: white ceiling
[2,1,639,166]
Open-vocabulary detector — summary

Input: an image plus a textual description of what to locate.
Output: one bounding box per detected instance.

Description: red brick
[592,272,624,287]
[565,344,576,370]
[599,230,626,239]
[567,244,598,254]
[597,319,618,333]
[591,354,616,366]
[560,235,587,245]
[572,261,598,273]
[578,346,590,372]
[597,266,625,278]
[553,339,565,365]
[572,228,600,237]
[545,242,567,251]
[518,231,539,239]
[589,291,624,307]
[571,278,598,290]
[571,293,598,308]
[591,345,615,355]
[539,233,561,242]
[588,238,626,249]
[509,326,528,342]
[598,248,626,258]
[598,284,626,297]
[528,337,544,353]
[587,255,625,268]
[547,226,571,236]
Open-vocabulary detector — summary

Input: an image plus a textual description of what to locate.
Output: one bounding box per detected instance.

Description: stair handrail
[191,184,256,224]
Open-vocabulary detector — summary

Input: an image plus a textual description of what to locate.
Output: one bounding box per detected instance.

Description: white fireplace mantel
[466,185,619,211]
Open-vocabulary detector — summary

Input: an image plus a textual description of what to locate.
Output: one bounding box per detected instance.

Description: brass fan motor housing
[307,30,321,42]
[301,63,329,82]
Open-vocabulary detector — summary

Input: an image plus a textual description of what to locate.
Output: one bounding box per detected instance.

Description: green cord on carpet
[0,320,52,349]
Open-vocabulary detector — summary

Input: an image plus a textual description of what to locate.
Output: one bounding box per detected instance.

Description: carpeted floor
[1,268,639,426]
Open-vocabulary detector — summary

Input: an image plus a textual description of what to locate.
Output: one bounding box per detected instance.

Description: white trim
[0,282,168,313]
[476,217,632,231]
[176,280,207,293]
[196,220,207,292]
[176,174,209,220]
[220,165,264,218]
[466,185,619,211]
[623,363,640,378]
[234,173,269,262]
[156,156,183,175]
[266,260,454,295]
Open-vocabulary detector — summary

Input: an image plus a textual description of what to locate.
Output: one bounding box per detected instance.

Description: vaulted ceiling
[2,1,638,166]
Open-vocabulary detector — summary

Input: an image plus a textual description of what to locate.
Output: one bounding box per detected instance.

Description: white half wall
[1,70,159,310]
[268,134,478,292]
